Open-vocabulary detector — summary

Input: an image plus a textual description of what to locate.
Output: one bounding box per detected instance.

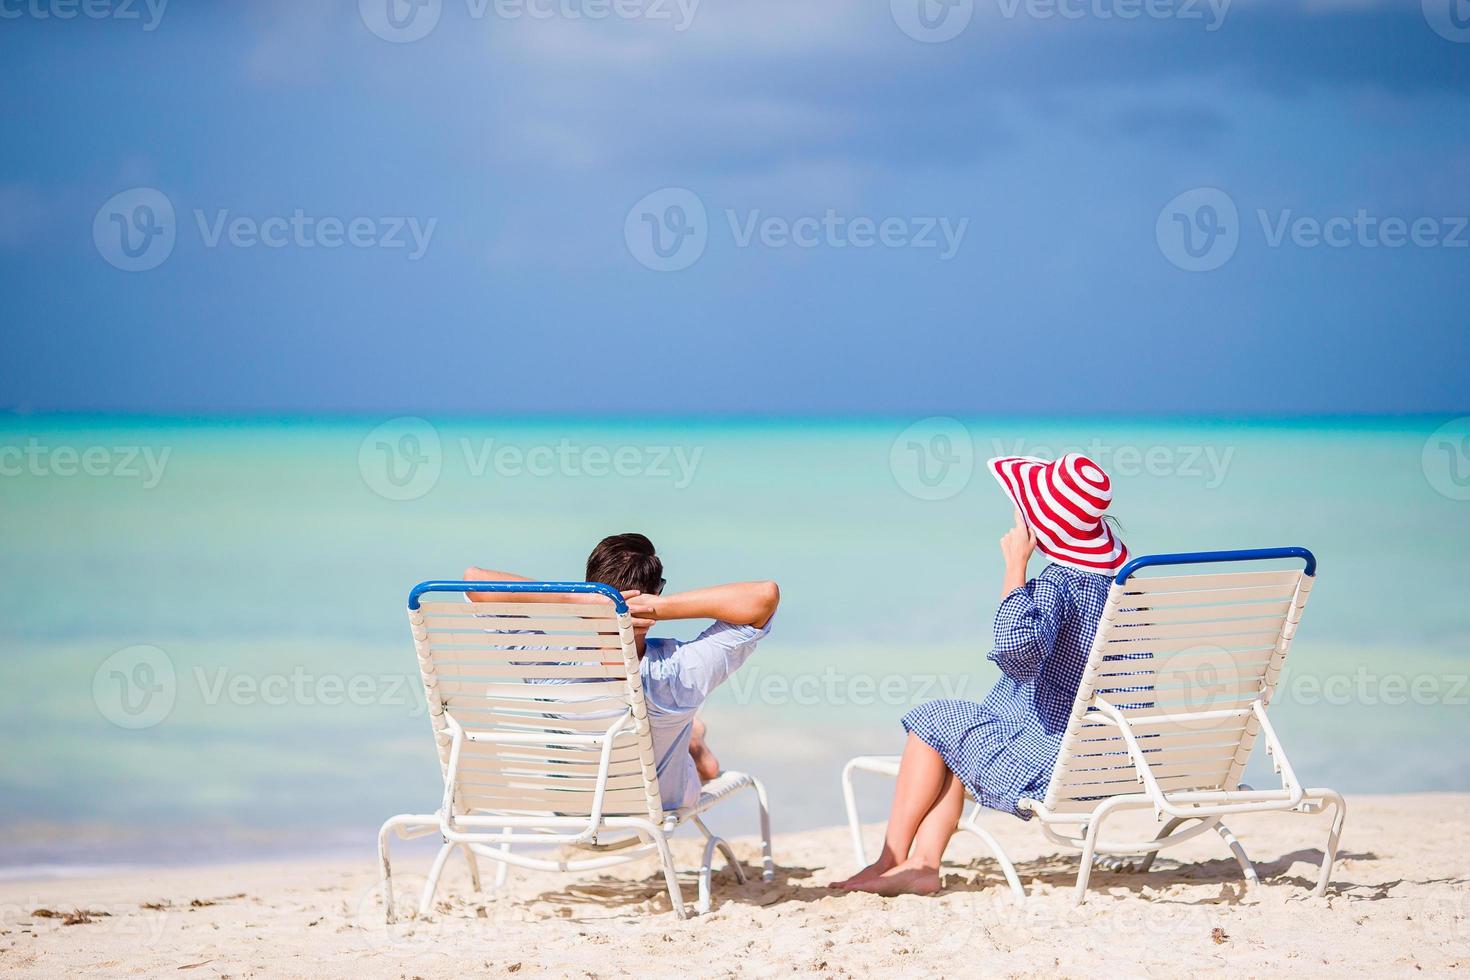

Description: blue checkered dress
[902,562,1112,818]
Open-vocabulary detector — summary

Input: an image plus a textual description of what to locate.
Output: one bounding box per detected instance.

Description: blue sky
[0,0,1466,416]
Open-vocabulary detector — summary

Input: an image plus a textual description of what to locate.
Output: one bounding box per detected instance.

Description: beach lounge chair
[378,581,774,921]
[840,548,1345,905]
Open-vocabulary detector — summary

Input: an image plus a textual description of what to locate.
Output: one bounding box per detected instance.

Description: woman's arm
[999,509,1036,598]
[626,581,780,629]
[989,512,1067,680]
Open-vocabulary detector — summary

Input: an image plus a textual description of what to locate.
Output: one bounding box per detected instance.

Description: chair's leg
[841,760,867,869]
[1134,816,1190,875]
[418,841,455,917]
[751,776,775,882]
[1214,821,1258,885]
[1073,802,1124,906]
[693,817,747,885]
[958,807,1025,903]
[377,819,398,924]
[1306,788,1346,897]
[644,830,687,920]
[495,827,512,890]
[695,832,744,915]
[377,814,434,923]
[461,844,482,892]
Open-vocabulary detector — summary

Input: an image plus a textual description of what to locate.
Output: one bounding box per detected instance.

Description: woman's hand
[1000,509,1036,596]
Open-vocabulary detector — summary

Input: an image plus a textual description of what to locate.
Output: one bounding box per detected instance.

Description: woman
[836,452,1129,896]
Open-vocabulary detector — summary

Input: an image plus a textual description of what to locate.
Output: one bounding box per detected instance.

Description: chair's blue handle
[408,580,628,613]
[1115,547,1316,585]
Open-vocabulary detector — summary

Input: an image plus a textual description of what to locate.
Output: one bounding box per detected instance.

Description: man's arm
[462,567,646,627]
[462,565,535,604]
[629,581,779,629]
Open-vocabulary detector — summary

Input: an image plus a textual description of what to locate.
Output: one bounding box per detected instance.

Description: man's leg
[689,716,720,782]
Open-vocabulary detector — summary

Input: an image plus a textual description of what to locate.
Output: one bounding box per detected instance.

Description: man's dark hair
[585,533,663,595]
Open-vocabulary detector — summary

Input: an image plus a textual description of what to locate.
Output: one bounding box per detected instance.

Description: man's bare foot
[689,718,721,782]
[845,861,942,897]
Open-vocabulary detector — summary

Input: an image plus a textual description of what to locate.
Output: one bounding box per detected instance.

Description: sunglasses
[654,578,666,595]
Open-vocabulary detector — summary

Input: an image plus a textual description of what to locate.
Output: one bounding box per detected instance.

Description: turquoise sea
[1,416,1467,874]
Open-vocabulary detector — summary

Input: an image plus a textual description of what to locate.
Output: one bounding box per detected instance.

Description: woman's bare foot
[832,855,897,890]
[845,861,942,896]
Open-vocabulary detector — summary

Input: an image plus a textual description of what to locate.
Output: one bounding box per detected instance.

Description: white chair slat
[1107,600,1292,626]
[458,759,647,780]
[424,632,626,651]
[1097,635,1280,655]
[1119,569,1301,593]
[1072,728,1247,752]
[1093,650,1274,676]
[1102,618,1287,641]
[426,680,627,700]
[430,601,622,617]
[432,662,628,679]
[1112,584,1300,608]
[461,742,643,765]
[442,708,636,733]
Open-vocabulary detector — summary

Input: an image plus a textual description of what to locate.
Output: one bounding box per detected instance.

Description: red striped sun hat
[988,452,1128,574]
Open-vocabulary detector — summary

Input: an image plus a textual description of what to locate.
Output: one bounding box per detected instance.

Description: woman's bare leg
[834,733,951,889]
[848,771,965,895]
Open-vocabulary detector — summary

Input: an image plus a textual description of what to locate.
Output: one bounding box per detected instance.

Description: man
[463,532,779,811]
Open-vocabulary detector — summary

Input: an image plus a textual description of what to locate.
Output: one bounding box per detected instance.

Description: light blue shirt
[639,617,772,810]
[505,614,772,811]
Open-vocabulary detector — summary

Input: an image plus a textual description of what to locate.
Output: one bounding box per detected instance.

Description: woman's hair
[585,532,663,595]
[1101,514,1124,534]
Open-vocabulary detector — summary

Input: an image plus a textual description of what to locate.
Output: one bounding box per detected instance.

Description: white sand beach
[2,793,1464,978]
